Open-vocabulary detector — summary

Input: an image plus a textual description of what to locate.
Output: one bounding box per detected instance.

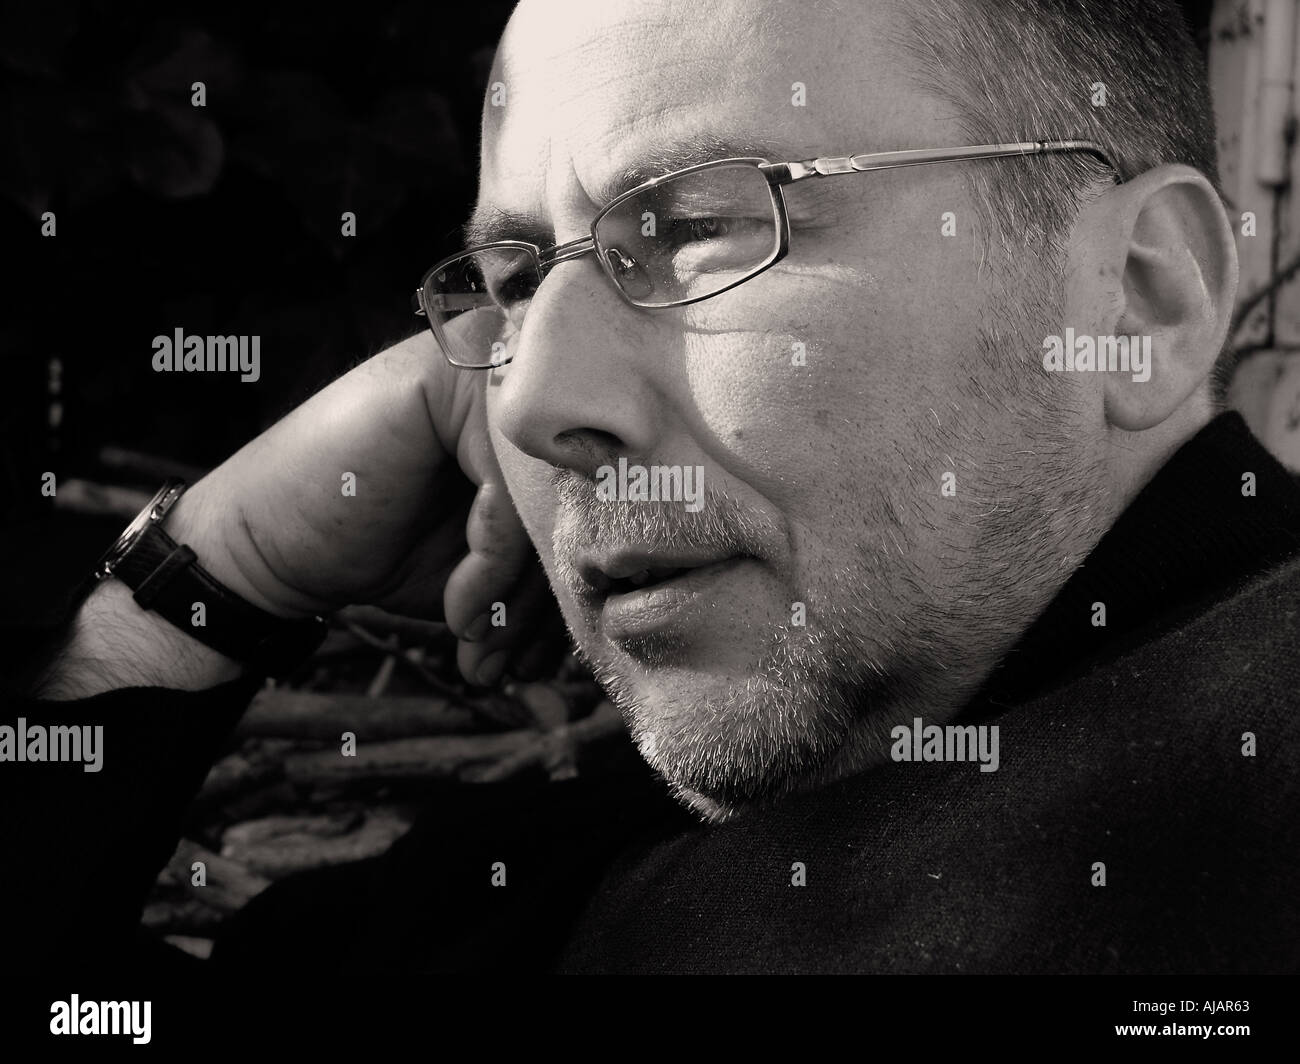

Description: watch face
[92,511,151,578]
[91,481,186,579]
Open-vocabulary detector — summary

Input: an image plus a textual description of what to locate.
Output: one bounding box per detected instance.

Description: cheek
[486,387,557,565]
[676,265,965,506]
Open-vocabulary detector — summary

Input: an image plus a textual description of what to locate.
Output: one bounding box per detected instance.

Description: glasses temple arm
[768,140,1115,183]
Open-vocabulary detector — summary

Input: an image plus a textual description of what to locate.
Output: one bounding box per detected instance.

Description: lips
[605,558,754,641]
[573,549,756,642]
[601,565,693,596]
[578,550,738,601]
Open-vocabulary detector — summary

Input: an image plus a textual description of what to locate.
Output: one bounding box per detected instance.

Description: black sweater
[4,412,1298,973]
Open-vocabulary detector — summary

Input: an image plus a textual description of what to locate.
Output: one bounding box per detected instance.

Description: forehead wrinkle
[507,9,675,75]
[489,9,705,134]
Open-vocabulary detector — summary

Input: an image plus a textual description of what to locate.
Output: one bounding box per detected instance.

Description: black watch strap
[112,520,329,678]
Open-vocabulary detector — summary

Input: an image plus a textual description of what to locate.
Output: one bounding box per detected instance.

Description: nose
[491,254,669,478]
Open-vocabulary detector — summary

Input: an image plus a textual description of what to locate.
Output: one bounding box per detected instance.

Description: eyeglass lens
[426,161,781,367]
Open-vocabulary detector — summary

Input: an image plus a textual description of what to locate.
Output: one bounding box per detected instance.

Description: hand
[169,319,564,686]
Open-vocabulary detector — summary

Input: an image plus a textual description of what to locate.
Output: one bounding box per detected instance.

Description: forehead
[476,0,922,233]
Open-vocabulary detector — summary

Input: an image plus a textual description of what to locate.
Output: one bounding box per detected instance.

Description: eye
[487,264,539,313]
[666,214,734,245]
[686,216,725,240]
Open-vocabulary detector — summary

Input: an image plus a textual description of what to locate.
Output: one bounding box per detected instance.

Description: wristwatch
[81,479,329,678]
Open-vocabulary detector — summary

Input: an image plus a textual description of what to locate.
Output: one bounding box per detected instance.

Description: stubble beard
[561,278,1112,822]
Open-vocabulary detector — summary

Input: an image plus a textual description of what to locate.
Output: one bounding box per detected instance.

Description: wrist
[36,579,246,700]
[40,477,333,700]
[166,478,331,620]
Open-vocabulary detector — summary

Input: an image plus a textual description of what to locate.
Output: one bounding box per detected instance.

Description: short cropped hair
[898,0,1230,398]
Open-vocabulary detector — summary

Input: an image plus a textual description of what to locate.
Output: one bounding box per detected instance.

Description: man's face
[480,0,1108,816]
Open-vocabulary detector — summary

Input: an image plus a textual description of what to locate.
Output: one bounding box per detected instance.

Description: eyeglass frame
[413,139,1116,369]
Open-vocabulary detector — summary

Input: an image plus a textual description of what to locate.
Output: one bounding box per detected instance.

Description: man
[4,0,1297,973]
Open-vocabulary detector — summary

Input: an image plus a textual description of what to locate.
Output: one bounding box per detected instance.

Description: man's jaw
[546,486,922,817]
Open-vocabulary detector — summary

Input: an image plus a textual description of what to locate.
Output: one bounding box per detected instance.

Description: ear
[1061,164,1238,430]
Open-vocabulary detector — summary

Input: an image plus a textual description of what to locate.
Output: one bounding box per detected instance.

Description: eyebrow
[464,133,792,248]
[598,134,789,202]
[463,206,550,248]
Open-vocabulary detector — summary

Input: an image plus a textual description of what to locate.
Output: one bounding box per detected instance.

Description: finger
[456,569,563,685]
[443,480,533,637]
[463,565,560,656]
[366,486,474,618]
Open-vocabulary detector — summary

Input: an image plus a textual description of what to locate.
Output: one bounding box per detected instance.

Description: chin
[565,563,916,816]
[587,650,874,818]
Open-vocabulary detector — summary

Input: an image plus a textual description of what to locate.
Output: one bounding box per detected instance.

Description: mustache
[549,466,778,575]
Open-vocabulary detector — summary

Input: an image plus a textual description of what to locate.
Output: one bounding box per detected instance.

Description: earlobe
[1062,165,1238,432]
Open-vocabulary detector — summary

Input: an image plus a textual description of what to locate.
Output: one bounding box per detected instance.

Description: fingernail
[464,614,491,642]
[476,650,509,686]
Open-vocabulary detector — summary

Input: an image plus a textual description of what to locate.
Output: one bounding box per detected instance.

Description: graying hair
[897,0,1228,399]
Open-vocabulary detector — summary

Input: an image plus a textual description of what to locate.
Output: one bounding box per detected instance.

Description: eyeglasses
[413,140,1113,369]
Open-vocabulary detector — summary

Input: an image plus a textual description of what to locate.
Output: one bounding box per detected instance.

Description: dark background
[0,0,1213,643]
[0,0,516,642]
